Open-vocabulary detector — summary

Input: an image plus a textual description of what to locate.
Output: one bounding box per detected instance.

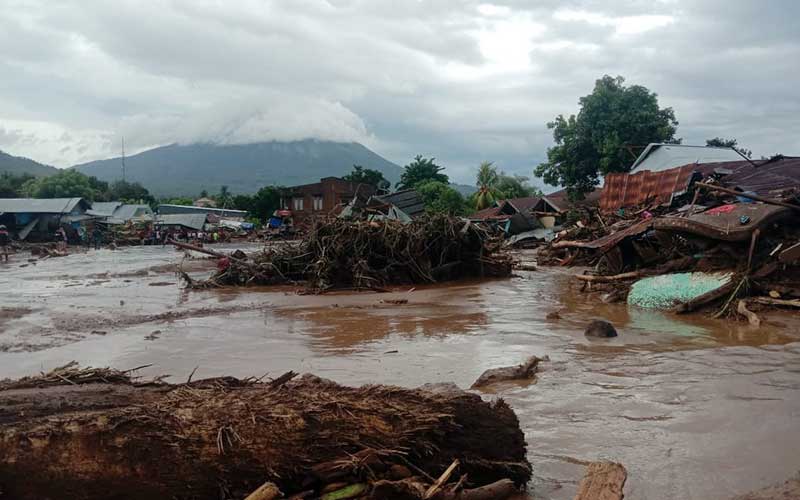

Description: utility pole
[121,136,126,182]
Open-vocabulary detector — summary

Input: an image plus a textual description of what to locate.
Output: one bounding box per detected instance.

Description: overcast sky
[1,0,798,186]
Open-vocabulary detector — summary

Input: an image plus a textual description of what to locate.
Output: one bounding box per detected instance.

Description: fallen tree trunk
[0,368,531,500]
[574,272,641,283]
[750,296,800,308]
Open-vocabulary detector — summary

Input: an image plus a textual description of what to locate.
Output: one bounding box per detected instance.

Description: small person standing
[0,225,10,262]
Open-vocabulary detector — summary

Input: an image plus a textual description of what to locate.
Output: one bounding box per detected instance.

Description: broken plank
[573,462,627,500]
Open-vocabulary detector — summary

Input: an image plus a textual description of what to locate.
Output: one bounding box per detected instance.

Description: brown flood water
[1,245,799,499]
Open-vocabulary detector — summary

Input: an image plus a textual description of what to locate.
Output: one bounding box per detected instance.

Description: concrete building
[282,177,376,225]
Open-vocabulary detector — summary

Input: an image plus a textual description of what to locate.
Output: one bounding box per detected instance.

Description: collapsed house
[538,154,800,317]
[0,197,91,241]
[340,188,426,222]
[470,196,565,247]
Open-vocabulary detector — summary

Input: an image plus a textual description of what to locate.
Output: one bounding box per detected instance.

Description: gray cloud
[0,0,798,187]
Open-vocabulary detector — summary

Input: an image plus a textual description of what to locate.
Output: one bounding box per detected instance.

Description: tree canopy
[397,156,448,190]
[343,165,389,189]
[706,137,752,158]
[495,173,542,199]
[474,161,499,210]
[535,75,679,200]
[416,180,466,216]
[0,172,35,198]
[229,186,284,221]
[22,169,105,200]
[106,180,154,204]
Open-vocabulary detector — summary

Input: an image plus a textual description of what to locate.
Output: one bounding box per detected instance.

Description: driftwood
[573,462,627,500]
[695,182,800,212]
[574,272,641,283]
[182,215,512,291]
[471,356,545,389]
[749,296,800,308]
[244,482,283,500]
[0,367,531,500]
[737,300,761,327]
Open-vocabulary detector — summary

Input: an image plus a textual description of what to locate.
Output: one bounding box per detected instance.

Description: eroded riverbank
[1,245,799,499]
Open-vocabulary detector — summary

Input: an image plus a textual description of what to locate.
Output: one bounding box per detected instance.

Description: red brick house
[281,177,376,226]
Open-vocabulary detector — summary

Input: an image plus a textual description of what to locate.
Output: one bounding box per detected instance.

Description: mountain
[0,150,59,177]
[72,140,404,197]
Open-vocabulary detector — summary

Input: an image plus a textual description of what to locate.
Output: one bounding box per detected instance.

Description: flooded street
[1,245,799,499]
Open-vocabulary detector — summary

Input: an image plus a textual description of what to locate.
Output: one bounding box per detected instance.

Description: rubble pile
[0,366,531,500]
[184,215,513,291]
[538,169,800,318]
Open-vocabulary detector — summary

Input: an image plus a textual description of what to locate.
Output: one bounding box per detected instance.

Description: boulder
[471,356,546,389]
[585,320,618,338]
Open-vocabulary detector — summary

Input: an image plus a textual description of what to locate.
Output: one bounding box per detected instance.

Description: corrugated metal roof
[154,213,208,231]
[158,204,247,217]
[0,197,87,214]
[600,156,800,213]
[87,201,123,217]
[631,144,744,172]
[374,189,426,217]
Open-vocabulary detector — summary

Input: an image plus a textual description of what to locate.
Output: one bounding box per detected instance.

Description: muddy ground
[1,245,799,499]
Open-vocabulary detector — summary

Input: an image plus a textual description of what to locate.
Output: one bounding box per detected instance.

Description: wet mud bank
[1,246,800,499]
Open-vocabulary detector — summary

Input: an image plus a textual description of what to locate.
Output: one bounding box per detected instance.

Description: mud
[1,245,800,499]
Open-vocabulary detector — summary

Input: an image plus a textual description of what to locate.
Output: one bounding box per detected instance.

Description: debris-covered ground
[537,173,800,323]
[0,365,530,500]
[1,245,800,499]
[181,215,513,291]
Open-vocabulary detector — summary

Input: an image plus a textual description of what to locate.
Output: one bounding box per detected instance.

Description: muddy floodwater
[1,245,799,499]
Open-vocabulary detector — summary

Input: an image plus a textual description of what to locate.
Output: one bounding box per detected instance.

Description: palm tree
[475,161,499,210]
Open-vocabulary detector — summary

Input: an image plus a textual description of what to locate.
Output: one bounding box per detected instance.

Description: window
[313,196,323,211]
[292,197,304,211]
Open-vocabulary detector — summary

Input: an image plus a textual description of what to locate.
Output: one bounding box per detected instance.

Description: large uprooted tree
[535,75,680,200]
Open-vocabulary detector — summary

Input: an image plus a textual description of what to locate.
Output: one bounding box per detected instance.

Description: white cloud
[0,0,798,186]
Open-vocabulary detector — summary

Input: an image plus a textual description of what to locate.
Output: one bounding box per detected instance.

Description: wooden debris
[779,242,800,263]
[181,215,512,291]
[471,356,545,389]
[245,482,283,500]
[737,300,761,327]
[574,272,641,283]
[424,459,459,499]
[750,296,800,308]
[0,370,531,500]
[573,462,627,500]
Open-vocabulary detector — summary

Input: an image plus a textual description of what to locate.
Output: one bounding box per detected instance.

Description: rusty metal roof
[599,156,800,213]
[653,203,793,241]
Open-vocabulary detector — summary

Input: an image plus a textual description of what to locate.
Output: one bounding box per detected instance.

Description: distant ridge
[0,150,59,177]
[72,140,404,197]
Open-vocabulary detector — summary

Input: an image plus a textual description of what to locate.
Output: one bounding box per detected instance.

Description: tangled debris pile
[182,215,512,291]
[538,162,800,319]
[0,365,530,500]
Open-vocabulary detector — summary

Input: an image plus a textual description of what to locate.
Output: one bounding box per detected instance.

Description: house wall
[283,177,375,225]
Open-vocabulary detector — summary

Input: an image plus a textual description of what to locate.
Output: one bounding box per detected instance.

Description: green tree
[0,172,35,198]
[199,189,209,198]
[162,197,194,206]
[416,180,466,216]
[706,137,752,159]
[22,169,103,200]
[107,180,154,203]
[216,185,232,207]
[535,75,679,200]
[474,161,499,210]
[496,173,542,199]
[247,186,284,221]
[397,155,448,190]
[343,165,389,189]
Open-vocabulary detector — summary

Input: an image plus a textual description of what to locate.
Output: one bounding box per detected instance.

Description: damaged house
[0,197,91,241]
[281,177,376,226]
[470,196,563,238]
[87,202,154,225]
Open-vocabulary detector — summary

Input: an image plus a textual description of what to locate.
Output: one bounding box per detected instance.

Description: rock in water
[585,320,618,338]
